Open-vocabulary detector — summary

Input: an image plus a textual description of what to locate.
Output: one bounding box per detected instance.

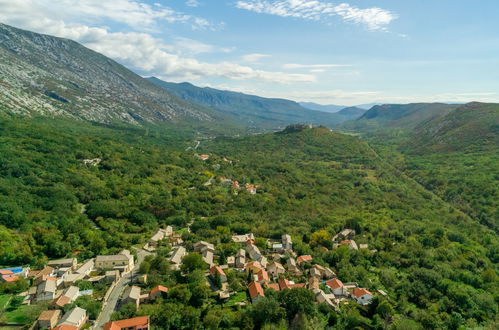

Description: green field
[225,291,248,307]
[0,295,11,311]
[0,297,46,325]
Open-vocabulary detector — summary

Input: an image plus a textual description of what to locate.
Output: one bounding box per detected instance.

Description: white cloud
[235,0,397,31]
[186,0,201,7]
[283,63,352,69]
[241,53,271,63]
[0,0,315,84]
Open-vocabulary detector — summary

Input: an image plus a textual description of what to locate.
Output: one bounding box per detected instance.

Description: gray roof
[123,286,141,300]
[37,280,56,294]
[170,246,186,264]
[59,307,86,326]
[75,259,94,274]
[63,286,80,301]
[95,254,129,262]
[48,258,76,266]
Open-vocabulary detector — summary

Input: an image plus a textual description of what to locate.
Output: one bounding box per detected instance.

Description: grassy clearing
[225,291,247,307]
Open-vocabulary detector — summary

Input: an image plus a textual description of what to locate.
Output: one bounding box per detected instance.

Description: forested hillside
[0,116,497,328]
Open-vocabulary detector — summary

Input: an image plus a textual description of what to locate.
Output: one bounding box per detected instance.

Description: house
[74,259,94,276]
[282,234,292,251]
[247,281,265,303]
[245,184,258,195]
[326,279,347,296]
[149,285,168,301]
[105,270,121,283]
[0,270,14,276]
[272,243,283,252]
[235,249,246,268]
[29,266,55,280]
[308,276,320,290]
[197,154,210,161]
[264,282,280,292]
[286,258,302,276]
[63,273,85,287]
[169,246,186,266]
[245,261,262,274]
[0,267,29,278]
[309,267,322,279]
[122,286,141,310]
[324,267,336,278]
[52,325,79,330]
[359,244,369,249]
[296,255,313,264]
[95,250,134,273]
[338,240,359,250]
[1,275,19,282]
[246,244,262,261]
[63,286,80,302]
[48,258,77,270]
[104,316,150,330]
[57,307,87,329]
[267,262,285,277]
[148,230,166,248]
[226,256,235,267]
[259,256,268,268]
[333,229,356,241]
[232,233,254,243]
[351,288,373,305]
[313,288,335,307]
[278,279,306,290]
[54,296,72,308]
[37,310,61,329]
[256,269,269,283]
[194,241,215,253]
[201,249,214,267]
[36,279,57,301]
[210,266,227,282]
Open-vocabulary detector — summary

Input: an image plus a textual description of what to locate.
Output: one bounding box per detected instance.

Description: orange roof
[104,316,150,330]
[210,266,226,277]
[150,285,168,294]
[257,269,269,282]
[290,283,306,288]
[245,261,262,271]
[52,325,78,330]
[2,275,19,282]
[352,288,372,298]
[339,240,351,245]
[264,283,280,291]
[0,270,14,275]
[326,278,344,289]
[54,295,71,307]
[38,310,60,321]
[247,281,264,299]
[296,255,313,264]
[278,278,291,290]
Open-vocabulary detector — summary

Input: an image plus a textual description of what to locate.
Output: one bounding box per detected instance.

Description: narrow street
[94,249,151,329]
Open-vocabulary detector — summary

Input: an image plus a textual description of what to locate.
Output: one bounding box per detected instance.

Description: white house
[351,288,373,305]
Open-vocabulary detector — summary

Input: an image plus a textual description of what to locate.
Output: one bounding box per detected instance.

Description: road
[94,249,151,329]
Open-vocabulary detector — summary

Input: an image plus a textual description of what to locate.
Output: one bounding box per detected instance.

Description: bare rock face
[0,23,212,124]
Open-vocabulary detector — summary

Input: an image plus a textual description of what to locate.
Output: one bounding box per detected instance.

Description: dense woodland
[0,113,497,329]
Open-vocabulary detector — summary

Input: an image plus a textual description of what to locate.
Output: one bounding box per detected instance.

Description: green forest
[0,115,497,329]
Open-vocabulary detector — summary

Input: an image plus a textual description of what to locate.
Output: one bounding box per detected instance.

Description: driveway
[94,249,151,329]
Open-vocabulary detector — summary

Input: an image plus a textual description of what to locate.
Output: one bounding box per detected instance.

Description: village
[0,224,385,330]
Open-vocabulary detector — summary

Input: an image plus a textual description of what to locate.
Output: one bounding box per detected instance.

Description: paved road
[94,249,151,329]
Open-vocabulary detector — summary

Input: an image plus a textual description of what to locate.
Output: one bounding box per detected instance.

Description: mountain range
[147,78,365,130]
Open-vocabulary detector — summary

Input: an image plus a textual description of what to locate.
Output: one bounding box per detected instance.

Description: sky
[1,0,498,106]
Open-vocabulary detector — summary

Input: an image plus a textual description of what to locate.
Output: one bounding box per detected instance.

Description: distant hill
[0,23,221,126]
[298,102,346,113]
[337,106,366,118]
[341,103,459,132]
[148,78,365,130]
[408,102,499,153]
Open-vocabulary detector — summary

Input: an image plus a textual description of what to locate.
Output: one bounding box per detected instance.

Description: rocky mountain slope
[148,77,365,130]
[0,23,213,124]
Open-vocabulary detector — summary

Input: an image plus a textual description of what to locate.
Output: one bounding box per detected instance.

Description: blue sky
[1,0,498,105]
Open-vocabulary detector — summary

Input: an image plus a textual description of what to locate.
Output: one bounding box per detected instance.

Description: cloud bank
[235,0,397,31]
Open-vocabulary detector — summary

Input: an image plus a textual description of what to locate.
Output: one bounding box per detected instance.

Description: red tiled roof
[326,278,344,289]
[150,285,168,295]
[339,240,351,246]
[352,288,372,298]
[296,255,313,264]
[290,283,306,288]
[210,266,226,277]
[54,295,71,308]
[265,283,280,291]
[38,310,60,321]
[248,281,264,299]
[257,269,269,282]
[278,278,291,290]
[2,275,19,282]
[245,261,262,271]
[0,270,14,275]
[104,316,150,330]
[52,325,78,330]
